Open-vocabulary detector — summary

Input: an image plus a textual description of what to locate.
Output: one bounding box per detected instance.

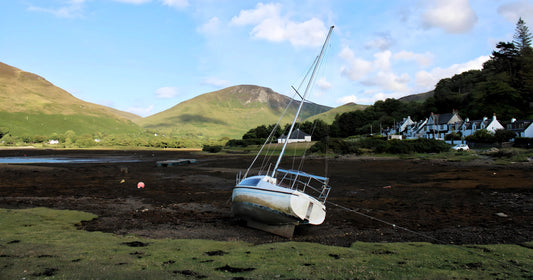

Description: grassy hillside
[305,102,368,124]
[138,85,332,139]
[0,62,141,136]
[398,90,434,103]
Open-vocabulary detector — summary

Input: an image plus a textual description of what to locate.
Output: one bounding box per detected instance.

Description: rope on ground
[326,200,532,274]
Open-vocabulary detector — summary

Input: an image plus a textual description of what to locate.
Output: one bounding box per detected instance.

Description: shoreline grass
[1,208,531,279]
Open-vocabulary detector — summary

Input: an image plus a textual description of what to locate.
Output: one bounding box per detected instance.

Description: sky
[1,0,532,117]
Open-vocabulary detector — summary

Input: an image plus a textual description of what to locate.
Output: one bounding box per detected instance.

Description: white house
[277,129,311,144]
[507,119,533,138]
[461,115,504,137]
[397,116,415,134]
[424,111,463,139]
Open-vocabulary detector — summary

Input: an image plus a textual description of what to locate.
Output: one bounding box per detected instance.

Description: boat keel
[247,220,295,239]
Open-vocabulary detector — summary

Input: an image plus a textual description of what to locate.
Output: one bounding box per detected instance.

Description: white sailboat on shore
[231,26,334,238]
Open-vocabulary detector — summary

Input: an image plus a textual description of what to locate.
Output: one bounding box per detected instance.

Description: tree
[513,17,533,55]
[512,18,533,118]
[465,129,496,144]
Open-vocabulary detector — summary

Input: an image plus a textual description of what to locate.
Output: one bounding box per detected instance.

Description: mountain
[138,85,332,139]
[398,91,434,103]
[0,62,141,136]
[304,102,368,124]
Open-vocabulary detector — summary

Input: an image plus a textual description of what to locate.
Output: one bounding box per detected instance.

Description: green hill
[0,62,142,136]
[398,91,434,103]
[304,102,368,124]
[138,85,332,139]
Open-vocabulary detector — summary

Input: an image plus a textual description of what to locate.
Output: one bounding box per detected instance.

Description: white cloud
[373,51,392,71]
[231,3,281,25]
[28,0,86,18]
[284,18,328,47]
[339,47,410,93]
[113,0,151,4]
[160,0,188,9]
[202,77,231,88]
[230,2,328,47]
[155,87,179,98]
[394,51,433,67]
[29,0,187,18]
[365,32,393,51]
[336,95,358,104]
[127,105,154,117]
[197,17,221,35]
[316,78,332,90]
[415,55,490,91]
[353,91,407,105]
[339,47,373,81]
[497,0,533,24]
[422,0,478,34]
[363,71,410,93]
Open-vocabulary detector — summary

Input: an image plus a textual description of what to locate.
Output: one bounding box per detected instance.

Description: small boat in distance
[231,26,334,238]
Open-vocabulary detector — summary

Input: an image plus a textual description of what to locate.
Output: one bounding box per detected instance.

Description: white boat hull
[231,175,326,226]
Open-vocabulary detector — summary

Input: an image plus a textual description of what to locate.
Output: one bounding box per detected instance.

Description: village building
[506,119,533,138]
[424,111,463,140]
[461,115,504,137]
[381,111,518,142]
[277,128,311,144]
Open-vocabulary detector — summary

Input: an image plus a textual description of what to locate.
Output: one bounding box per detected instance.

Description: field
[0,149,532,279]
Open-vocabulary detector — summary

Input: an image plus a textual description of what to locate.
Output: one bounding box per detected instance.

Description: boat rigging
[231,25,334,238]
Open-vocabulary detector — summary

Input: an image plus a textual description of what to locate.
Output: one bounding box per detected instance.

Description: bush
[387,139,411,154]
[310,138,361,155]
[465,129,496,143]
[514,137,533,148]
[309,140,327,153]
[317,138,449,155]
[202,145,222,153]
[445,132,462,140]
[494,129,517,143]
[410,138,450,153]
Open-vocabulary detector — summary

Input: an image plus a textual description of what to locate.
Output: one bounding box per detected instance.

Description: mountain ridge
[0,62,141,120]
[138,85,333,138]
[0,62,141,136]
[0,61,363,139]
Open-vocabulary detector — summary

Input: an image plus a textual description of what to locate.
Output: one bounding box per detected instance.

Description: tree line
[0,130,224,149]
[332,18,532,137]
[230,18,532,151]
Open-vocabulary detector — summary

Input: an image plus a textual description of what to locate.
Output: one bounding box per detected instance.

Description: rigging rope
[326,200,531,274]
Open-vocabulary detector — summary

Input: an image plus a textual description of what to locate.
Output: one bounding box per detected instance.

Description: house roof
[507,120,533,132]
[430,111,463,125]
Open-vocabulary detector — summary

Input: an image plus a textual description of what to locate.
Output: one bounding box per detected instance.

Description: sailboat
[231,26,334,238]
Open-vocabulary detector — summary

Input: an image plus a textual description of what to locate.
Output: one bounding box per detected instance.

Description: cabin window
[240,178,261,186]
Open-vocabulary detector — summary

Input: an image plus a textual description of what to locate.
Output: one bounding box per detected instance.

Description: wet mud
[0,149,532,247]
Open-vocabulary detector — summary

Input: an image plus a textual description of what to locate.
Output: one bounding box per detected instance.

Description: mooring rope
[326,200,532,274]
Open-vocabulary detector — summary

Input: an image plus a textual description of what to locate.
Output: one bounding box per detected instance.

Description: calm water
[0,156,142,164]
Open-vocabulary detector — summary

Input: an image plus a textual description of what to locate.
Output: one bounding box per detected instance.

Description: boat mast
[271,25,334,177]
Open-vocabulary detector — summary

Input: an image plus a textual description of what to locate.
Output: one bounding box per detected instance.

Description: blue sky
[1,0,532,117]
